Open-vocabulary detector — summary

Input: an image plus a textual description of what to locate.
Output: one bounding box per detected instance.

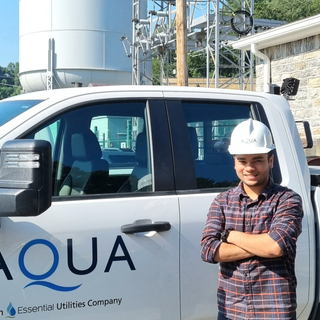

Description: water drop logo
[19,239,81,292]
[6,303,16,318]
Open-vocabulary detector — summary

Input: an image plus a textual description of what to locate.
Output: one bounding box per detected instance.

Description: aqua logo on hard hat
[241,138,257,144]
[228,119,275,155]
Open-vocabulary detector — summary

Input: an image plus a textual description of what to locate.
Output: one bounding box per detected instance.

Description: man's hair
[267,150,274,160]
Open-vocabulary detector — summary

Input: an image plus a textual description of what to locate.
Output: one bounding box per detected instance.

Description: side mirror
[295,121,313,149]
[0,140,52,217]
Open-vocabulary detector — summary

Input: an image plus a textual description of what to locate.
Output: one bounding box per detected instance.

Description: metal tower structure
[47,38,55,90]
[121,0,286,89]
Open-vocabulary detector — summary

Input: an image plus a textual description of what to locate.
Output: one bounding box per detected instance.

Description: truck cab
[0,86,315,320]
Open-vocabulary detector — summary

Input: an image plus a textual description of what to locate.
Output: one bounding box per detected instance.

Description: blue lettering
[10,235,135,291]
[19,239,59,280]
[0,252,13,280]
[67,237,98,275]
[105,235,135,272]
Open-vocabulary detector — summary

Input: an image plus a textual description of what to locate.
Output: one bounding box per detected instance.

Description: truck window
[182,101,251,189]
[24,101,153,196]
[34,120,60,155]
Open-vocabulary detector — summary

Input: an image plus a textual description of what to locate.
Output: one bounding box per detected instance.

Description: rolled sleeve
[201,198,224,264]
[269,191,303,257]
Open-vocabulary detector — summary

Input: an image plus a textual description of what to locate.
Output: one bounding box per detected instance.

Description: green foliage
[0,62,22,100]
[152,51,176,85]
[152,48,241,82]
[152,57,161,85]
[254,0,320,22]
[188,52,213,78]
[188,48,240,78]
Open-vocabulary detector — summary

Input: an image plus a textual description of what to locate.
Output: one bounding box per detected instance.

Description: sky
[0,0,19,67]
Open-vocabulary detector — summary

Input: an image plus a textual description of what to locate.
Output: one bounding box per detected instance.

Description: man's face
[234,153,274,190]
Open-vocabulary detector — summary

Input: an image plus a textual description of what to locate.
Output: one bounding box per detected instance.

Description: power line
[0,83,19,88]
[0,75,15,79]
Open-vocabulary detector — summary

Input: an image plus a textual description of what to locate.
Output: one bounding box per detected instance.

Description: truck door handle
[121,219,171,234]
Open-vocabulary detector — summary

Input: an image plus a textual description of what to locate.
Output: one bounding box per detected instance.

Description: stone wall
[255,35,320,155]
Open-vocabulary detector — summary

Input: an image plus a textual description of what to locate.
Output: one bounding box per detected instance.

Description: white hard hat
[228,119,275,155]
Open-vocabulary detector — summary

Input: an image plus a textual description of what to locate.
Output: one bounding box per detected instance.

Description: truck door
[166,98,263,320]
[0,98,179,320]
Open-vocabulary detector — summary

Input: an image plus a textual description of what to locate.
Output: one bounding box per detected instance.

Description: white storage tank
[19,0,146,92]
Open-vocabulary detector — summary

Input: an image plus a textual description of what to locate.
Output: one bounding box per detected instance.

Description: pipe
[251,43,270,93]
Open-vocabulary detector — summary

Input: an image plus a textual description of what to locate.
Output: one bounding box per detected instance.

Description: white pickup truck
[0,86,318,320]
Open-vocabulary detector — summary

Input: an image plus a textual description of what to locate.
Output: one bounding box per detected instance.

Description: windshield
[0,100,44,127]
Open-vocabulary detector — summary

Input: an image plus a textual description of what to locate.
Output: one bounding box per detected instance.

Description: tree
[254,0,320,23]
[188,47,241,78]
[188,51,211,78]
[152,50,176,85]
[0,62,22,100]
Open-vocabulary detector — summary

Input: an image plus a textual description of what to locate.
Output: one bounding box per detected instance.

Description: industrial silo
[19,0,147,92]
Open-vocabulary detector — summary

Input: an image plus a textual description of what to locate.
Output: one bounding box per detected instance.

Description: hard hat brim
[228,146,275,155]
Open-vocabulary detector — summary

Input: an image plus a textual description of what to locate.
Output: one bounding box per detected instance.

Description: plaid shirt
[201,180,303,320]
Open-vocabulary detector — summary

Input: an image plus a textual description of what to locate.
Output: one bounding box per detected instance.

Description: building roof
[232,14,320,51]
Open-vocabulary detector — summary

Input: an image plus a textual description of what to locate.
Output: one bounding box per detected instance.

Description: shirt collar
[238,178,275,201]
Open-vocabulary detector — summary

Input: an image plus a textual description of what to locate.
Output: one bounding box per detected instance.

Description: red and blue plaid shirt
[201,180,303,320]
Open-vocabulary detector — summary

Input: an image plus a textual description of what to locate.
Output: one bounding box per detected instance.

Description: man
[201,119,303,320]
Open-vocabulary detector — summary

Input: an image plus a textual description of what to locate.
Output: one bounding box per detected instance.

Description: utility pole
[176,0,188,86]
